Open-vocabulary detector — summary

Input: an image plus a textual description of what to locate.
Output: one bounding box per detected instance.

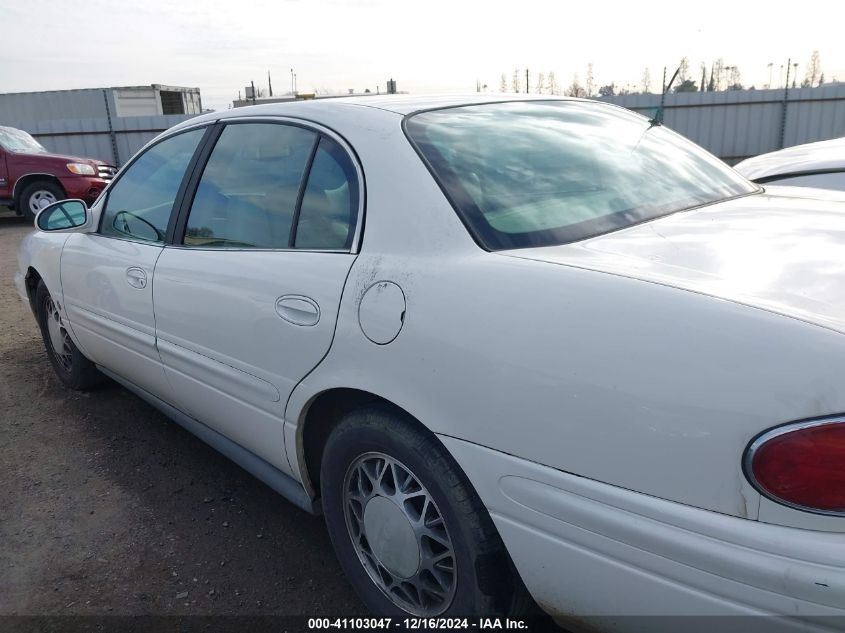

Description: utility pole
[290,68,294,94]
[767,62,773,89]
[294,73,297,94]
[525,69,529,94]
[268,71,273,97]
[251,80,256,105]
[780,58,792,149]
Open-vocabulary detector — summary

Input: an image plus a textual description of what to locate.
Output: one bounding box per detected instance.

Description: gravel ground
[0,210,364,622]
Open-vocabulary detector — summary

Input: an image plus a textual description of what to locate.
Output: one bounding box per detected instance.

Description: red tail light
[745,419,845,514]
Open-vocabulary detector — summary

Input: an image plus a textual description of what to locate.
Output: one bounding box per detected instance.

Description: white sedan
[15,95,845,632]
[735,136,845,191]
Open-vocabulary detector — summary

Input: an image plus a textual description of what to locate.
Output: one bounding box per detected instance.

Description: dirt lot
[0,211,363,623]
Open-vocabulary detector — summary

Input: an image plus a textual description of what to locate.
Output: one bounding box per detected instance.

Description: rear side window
[184,123,317,248]
[294,137,359,250]
[100,128,205,243]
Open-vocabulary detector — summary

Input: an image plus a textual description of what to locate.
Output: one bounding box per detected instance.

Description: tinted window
[184,123,317,248]
[101,128,204,243]
[405,101,757,250]
[294,137,359,250]
[764,172,845,192]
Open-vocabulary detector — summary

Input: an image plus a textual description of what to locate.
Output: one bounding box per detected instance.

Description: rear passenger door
[152,120,362,473]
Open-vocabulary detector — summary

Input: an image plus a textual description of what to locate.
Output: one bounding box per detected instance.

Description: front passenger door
[153,121,362,473]
[61,127,207,399]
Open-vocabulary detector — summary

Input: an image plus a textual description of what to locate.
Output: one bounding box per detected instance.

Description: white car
[15,95,845,632]
[735,136,845,191]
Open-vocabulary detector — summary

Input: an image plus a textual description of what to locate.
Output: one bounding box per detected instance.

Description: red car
[0,125,117,221]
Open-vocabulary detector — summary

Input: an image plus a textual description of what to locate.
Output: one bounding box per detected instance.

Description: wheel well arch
[24,267,43,315]
[298,388,434,499]
[13,174,66,206]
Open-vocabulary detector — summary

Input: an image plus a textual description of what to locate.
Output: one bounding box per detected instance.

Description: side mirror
[35,199,92,232]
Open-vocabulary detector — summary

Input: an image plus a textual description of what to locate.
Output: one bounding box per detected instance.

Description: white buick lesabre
[15,95,845,632]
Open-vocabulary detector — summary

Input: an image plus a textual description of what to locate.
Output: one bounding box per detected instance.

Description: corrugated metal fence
[26,113,198,167]
[1,88,197,167]
[599,84,845,164]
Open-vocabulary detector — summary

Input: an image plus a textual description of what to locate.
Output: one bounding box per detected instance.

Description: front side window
[100,128,205,243]
[184,123,317,248]
[405,101,758,250]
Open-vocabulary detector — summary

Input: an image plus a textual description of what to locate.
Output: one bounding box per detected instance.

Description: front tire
[35,281,103,390]
[19,180,65,222]
[321,404,528,618]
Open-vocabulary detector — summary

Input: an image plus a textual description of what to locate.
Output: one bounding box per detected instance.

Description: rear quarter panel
[281,109,845,528]
[290,249,845,525]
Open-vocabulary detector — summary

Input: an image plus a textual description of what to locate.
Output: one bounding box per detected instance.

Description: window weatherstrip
[288,136,321,248]
[164,123,223,244]
[170,123,225,244]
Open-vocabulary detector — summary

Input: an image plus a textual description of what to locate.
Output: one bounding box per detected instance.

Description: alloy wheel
[343,452,457,616]
[44,296,73,372]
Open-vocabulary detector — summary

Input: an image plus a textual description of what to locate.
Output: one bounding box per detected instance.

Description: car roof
[735,136,845,181]
[316,92,578,114]
[173,93,583,132]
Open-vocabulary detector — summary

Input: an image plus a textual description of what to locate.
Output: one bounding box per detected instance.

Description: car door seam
[282,253,360,476]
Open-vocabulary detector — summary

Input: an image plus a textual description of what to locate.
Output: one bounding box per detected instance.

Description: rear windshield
[404,101,757,250]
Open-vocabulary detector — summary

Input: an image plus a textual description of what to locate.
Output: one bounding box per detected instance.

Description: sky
[1,0,843,112]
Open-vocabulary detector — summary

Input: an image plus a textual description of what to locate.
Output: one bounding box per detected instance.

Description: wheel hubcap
[344,452,457,616]
[363,496,420,578]
[44,296,73,372]
[29,190,57,214]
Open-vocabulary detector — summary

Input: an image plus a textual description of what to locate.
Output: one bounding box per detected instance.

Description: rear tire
[320,403,530,618]
[19,180,65,222]
[35,281,103,390]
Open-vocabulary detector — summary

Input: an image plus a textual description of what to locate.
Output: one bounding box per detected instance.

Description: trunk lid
[500,186,845,334]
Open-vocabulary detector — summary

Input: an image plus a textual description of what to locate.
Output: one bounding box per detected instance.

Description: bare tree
[678,57,690,82]
[728,66,743,90]
[500,73,508,93]
[641,67,652,93]
[700,63,707,92]
[711,58,725,90]
[547,71,558,95]
[566,73,586,98]
[803,51,822,88]
[512,69,521,94]
[586,63,595,97]
[536,72,545,94]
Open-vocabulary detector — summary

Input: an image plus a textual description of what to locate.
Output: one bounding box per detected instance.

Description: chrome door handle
[126,267,147,289]
[275,295,320,326]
